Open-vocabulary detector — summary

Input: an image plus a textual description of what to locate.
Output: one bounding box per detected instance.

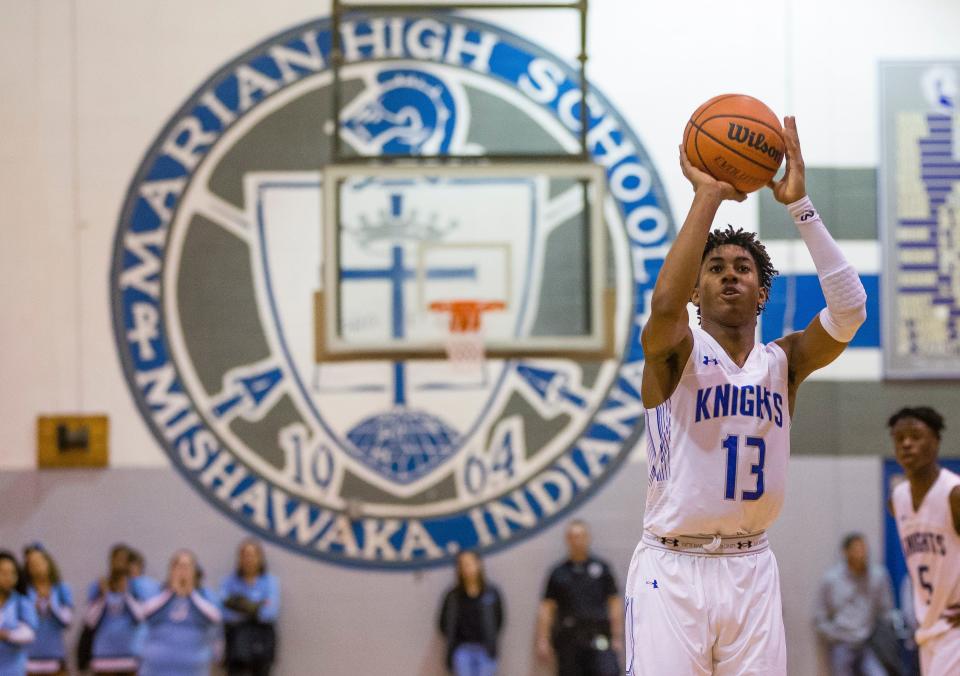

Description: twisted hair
[700,225,778,316]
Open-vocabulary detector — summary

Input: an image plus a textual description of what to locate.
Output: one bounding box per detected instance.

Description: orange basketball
[683,94,785,194]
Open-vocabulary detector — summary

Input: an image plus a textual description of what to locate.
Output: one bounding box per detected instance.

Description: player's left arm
[771,117,867,392]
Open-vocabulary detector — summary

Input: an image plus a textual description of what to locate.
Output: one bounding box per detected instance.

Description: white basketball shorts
[624,534,786,676]
[920,628,960,676]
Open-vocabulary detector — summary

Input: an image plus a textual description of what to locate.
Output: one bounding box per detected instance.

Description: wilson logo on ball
[726,124,784,164]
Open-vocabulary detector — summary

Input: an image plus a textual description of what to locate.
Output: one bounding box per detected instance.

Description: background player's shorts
[920,628,960,676]
[624,537,787,676]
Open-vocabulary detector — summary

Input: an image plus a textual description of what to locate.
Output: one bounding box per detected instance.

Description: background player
[625,117,868,675]
[889,406,960,676]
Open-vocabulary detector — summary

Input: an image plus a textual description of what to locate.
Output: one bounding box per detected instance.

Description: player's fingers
[783,117,804,159]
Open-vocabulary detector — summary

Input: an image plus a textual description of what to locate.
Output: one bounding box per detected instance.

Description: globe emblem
[346,409,460,484]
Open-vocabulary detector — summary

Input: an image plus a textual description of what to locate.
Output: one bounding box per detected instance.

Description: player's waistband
[643,530,769,555]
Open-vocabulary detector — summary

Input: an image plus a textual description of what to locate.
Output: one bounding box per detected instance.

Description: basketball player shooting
[624,116,868,675]
[888,406,960,676]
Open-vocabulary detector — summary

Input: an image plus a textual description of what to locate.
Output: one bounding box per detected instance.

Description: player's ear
[690,287,700,307]
[758,285,768,307]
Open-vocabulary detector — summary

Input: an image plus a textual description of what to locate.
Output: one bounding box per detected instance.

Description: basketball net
[428,300,506,369]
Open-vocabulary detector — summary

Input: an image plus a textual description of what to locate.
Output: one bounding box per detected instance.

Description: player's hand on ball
[766,116,806,204]
[678,145,746,202]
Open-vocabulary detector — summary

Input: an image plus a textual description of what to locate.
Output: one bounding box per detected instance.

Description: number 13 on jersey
[723,435,766,501]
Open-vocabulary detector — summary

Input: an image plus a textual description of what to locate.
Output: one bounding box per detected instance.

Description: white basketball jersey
[892,468,960,645]
[643,326,791,537]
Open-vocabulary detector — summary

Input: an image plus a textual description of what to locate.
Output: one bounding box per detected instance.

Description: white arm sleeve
[788,196,867,343]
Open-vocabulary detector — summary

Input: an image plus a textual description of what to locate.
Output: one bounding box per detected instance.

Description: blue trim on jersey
[645,400,671,484]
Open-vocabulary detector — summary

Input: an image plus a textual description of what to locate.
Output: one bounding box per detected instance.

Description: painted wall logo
[111,15,674,568]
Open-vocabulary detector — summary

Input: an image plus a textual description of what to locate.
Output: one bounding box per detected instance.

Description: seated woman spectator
[139,550,221,676]
[84,544,145,676]
[0,550,38,676]
[220,538,280,676]
[437,551,505,676]
[21,544,72,676]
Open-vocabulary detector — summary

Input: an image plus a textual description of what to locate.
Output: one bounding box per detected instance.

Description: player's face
[692,245,767,326]
[891,417,940,475]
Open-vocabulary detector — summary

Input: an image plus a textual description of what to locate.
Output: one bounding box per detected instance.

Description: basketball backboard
[317,162,611,360]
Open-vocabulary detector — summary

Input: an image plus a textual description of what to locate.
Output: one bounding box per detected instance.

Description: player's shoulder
[892,477,910,495]
[891,478,911,505]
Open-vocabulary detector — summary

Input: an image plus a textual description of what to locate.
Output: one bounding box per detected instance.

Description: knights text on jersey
[892,468,960,645]
[643,326,791,537]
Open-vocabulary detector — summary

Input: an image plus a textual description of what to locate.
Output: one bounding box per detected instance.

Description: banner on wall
[879,61,960,379]
[110,15,674,568]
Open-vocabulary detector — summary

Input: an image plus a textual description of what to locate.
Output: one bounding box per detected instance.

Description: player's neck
[908,463,941,505]
[700,318,756,367]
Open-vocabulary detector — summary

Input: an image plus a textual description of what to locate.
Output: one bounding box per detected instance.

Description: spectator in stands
[220,539,280,676]
[139,550,221,676]
[814,532,896,676]
[21,544,72,676]
[437,550,505,676]
[84,544,145,676]
[0,550,38,676]
[535,520,621,676]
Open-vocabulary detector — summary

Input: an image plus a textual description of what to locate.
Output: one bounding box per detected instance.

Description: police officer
[535,520,622,676]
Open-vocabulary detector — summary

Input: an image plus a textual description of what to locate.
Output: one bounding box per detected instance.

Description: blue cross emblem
[340,194,477,405]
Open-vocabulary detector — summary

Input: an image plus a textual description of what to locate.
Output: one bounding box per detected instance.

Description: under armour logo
[736,540,753,549]
[660,537,680,547]
[645,579,659,589]
[702,356,718,366]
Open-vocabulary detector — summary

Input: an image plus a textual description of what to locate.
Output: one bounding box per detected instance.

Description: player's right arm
[641,147,745,408]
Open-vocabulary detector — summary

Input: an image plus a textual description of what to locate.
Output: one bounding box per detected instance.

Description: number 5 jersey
[892,467,960,646]
[643,326,791,537]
